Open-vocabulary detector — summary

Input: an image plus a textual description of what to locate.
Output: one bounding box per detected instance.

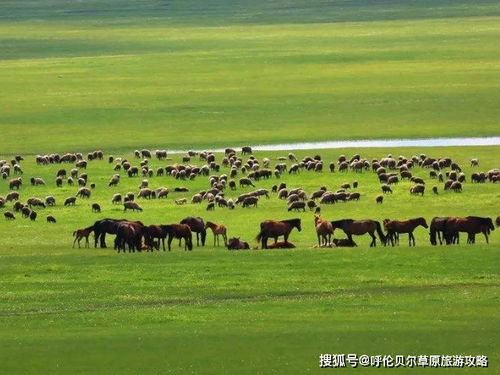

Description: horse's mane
[280,218,301,226]
[331,219,354,226]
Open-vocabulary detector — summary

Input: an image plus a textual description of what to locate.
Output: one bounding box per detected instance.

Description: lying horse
[330,219,385,247]
[256,218,301,249]
[227,237,250,250]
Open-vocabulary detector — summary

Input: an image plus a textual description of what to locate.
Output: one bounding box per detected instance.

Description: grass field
[0,146,499,374]
[0,1,500,153]
[1,0,500,373]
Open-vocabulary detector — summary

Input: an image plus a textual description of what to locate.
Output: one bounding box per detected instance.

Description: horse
[256,218,301,249]
[205,221,227,247]
[444,216,494,245]
[114,221,144,252]
[180,217,206,246]
[72,226,94,248]
[92,218,128,248]
[429,217,451,245]
[314,215,333,246]
[383,217,428,246]
[143,225,168,251]
[227,237,250,250]
[330,219,385,247]
[161,224,193,251]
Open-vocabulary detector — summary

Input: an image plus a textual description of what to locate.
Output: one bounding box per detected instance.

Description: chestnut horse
[205,221,227,247]
[114,221,144,252]
[256,218,302,249]
[384,217,428,246]
[330,219,385,247]
[161,224,193,251]
[314,215,333,246]
[92,218,128,248]
[72,226,94,248]
[444,216,494,244]
[143,225,167,251]
[180,217,206,246]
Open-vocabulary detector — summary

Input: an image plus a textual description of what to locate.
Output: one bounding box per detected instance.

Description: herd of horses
[72,214,497,253]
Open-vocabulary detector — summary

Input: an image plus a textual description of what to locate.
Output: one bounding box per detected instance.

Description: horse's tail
[429,225,437,246]
[375,221,386,244]
[72,231,76,237]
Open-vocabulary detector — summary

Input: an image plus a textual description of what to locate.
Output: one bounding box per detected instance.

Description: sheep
[64,197,77,206]
[91,203,101,213]
[375,195,383,204]
[124,201,143,212]
[45,196,56,206]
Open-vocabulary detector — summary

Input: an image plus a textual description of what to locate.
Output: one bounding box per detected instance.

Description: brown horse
[72,226,94,248]
[256,218,302,249]
[180,217,206,246]
[205,221,227,247]
[114,221,144,252]
[444,216,494,244]
[330,219,385,247]
[161,224,193,251]
[429,217,451,245]
[314,215,333,246]
[143,225,168,251]
[227,237,250,250]
[384,217,428,246]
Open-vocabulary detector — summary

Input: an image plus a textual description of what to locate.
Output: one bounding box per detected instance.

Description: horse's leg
[317,233,321,246]
[85,236,89,248]
[72,236,77,248]
[168,235,173,251]
[369,231,376,247]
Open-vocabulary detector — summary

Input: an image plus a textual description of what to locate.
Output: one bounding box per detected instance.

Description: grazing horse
[161,224,193,251]
[205,221,228,246]
[92,218,128,248]
[256,218,302,249]
[444,216,494,244]
[384,217,428,246]
[180,217,206,246]
[330,219,385,247]
[429,217,450,245]
[115,221,144,253]
[143,225,168,251]
[314,215,333,246]
[72,226,94,248]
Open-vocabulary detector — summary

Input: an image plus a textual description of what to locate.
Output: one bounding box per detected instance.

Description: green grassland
[0,1,500,153]
[0,145,499,374]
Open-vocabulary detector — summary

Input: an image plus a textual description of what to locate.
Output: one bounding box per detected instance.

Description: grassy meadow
[1,0,500,373]
[0,146,499,374]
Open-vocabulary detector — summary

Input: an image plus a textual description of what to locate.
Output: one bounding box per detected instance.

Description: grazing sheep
[6,191,19,201]
[242,196,258,208]
[175,198,187,205]
[206,202,215,211]
[307,200,317,210]
[450,181,462,193]
[108,175,120,187]
[138,188,154,199]
[77,187,91,199]
[9,178,22,190]
[27,197,46,208]
[227,199,235,210]
[174,187,189,192]
[4,211,15,220]
[29,211,37,221]
[239,178,255,188]
[124,201,143,212]
[111,193,122,204]
[410,184,425,196]
[30,177,45,186]
[470,158,479,167]
[381,185,392,194]
[288,201,306,212]
[375,195,383,204]
[64,197,77,206]
[22,206,31,218]
[13,201,24,212]
[91,203,101,213]
[432,186,438,194]
[45,196,56,206]
[46,215,56,223]
[348,192,361,201]
[191,194,203,204]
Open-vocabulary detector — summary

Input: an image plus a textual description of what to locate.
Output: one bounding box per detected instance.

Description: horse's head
[487,218,495,231]
[419,217,429,229]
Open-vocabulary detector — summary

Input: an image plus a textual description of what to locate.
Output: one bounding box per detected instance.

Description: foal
[204,221,228,246]
[314,215,334,246]
[72,226,94,248]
